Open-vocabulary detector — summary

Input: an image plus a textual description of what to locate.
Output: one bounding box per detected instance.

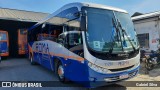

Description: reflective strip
[33,50,84,62]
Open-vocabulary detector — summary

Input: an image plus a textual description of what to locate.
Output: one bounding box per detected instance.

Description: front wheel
[57,62,67,83]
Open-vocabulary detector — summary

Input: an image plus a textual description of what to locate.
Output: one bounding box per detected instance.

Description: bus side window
[58,38,64,45]
[68,33,82,46]
[48,30,57,42]
[68,32,84,57]
[37,34,43,41]
[58,35,64,45]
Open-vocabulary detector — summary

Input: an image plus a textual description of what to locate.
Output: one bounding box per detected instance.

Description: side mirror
[80,11,87,31]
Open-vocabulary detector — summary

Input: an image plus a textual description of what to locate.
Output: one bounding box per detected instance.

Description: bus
[18,29,28,55]
[28,2,140,88]
[0,30,9,58]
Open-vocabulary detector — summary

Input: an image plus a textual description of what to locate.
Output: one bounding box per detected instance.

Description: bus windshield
[0,32,7,40]
[84,7,139,53]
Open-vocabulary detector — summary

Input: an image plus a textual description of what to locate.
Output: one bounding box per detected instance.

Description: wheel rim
[58,65,64,79]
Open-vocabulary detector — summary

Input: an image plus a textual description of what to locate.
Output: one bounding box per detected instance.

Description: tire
[145,60,153,71]
[30,54,36,65]
[56,61,67,83]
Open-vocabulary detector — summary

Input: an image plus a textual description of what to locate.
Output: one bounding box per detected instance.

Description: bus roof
[29,2,128,31]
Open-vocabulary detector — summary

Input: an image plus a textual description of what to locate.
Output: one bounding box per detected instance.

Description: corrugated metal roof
[132,11,160,21]
[0,8,49,22]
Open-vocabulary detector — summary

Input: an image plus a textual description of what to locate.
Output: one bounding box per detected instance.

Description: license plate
[119,74,129,79]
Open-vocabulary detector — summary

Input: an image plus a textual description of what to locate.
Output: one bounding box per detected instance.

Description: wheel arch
[53,56,66,74]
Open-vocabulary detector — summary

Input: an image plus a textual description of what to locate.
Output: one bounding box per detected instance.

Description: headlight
[88,62,111,74]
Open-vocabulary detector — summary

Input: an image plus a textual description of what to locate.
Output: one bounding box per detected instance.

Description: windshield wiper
[117,20,136,52]
[109,17,124,54]
[109,12,124,54]
[109,19,116,54]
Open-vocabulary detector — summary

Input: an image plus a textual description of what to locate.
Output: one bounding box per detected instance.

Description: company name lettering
[36,43,49,53]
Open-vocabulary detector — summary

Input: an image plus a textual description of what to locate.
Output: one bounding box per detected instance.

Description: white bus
[28,2,140,88]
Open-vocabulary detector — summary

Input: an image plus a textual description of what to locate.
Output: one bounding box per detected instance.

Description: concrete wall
[133,17,160,51]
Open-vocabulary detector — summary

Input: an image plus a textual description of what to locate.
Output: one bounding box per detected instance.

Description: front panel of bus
[80,7,140,83]
[0,31,9,56]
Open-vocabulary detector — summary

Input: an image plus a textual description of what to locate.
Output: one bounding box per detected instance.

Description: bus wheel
[30,55,36,65]
[57,62,66,83]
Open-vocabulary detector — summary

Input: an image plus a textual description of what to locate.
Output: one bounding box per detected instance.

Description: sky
[0,0,160,15]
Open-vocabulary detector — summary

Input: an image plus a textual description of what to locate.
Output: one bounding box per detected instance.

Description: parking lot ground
[120,63,160,90]
[0,58,159,90]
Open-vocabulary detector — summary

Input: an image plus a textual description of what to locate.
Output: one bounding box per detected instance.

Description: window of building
[137,33,149,48]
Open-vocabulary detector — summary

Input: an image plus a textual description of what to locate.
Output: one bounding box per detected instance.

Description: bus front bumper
[87,65,140,88]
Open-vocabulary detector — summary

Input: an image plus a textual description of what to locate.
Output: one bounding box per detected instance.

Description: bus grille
[109,65,134,72]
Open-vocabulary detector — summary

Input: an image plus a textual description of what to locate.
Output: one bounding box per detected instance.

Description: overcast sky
[0,0,160,15]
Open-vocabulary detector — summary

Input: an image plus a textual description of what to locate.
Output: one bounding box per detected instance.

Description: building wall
[133,18,160,51]
[0,19,36,57]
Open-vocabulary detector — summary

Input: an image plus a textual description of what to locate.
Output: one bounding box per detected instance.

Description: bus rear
[0,30,9,57]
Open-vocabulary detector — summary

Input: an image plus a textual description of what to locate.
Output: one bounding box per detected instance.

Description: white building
[132,11,160,51]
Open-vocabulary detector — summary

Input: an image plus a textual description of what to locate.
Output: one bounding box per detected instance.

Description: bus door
[68,32,83,56]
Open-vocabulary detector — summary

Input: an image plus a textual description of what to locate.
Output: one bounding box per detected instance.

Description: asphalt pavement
[0,58,159,90]
[0,58,126,90]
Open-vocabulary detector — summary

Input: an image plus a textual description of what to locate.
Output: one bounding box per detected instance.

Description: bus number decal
[105,62,113,66]
[118,61,129,66]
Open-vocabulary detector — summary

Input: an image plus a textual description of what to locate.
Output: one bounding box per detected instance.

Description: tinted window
[0,32,7,40]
